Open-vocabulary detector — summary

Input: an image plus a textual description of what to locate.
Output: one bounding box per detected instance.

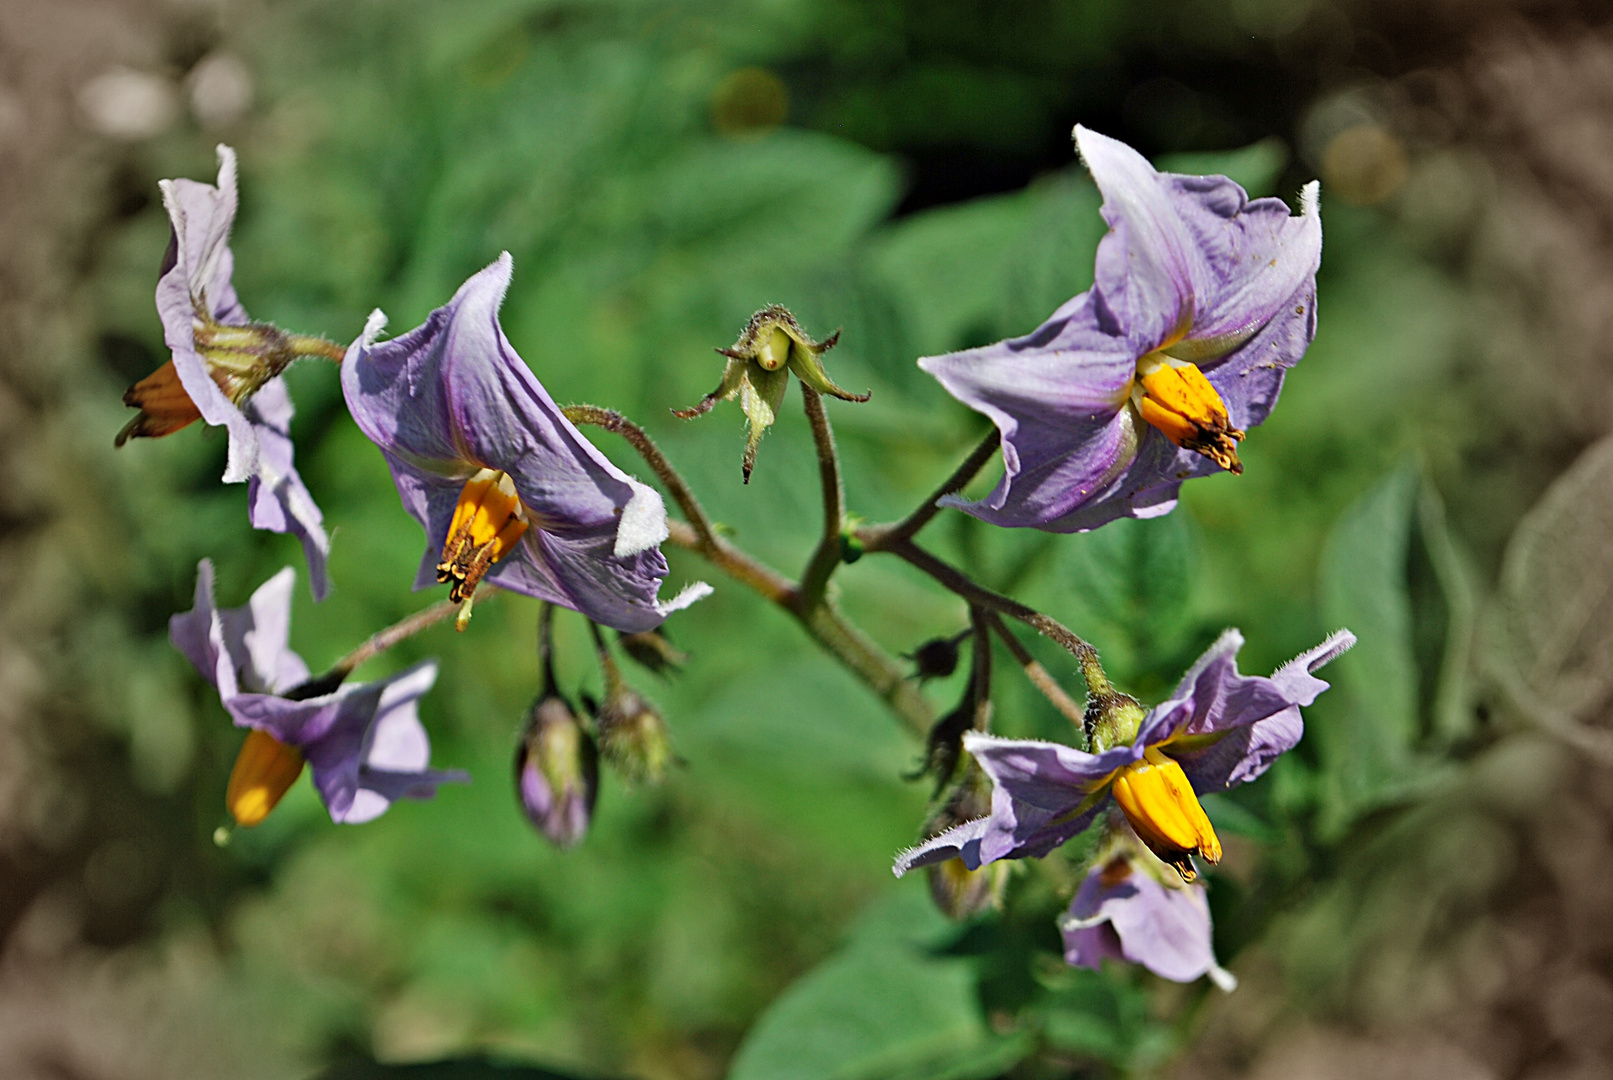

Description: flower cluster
[131,126,1348,995]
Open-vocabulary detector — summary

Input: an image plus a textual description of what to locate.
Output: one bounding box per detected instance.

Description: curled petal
[1062,863,1231,986]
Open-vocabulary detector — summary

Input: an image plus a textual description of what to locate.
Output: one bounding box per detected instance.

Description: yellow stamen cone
[226,728,306,827]
[1135,357,1245,473]
[1110,745,1221,880]
[437,469,530,604]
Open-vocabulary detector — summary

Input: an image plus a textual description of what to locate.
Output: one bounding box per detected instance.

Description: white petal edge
[655,581,713,617]
[614,477,670,557]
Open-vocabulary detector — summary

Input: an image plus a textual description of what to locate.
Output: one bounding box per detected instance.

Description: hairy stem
[663,519,932,734]
[856,430,999,553]
[288,335,349,363]
[797,384,844,609]
[564,404,723,551]
[968,605,993,730]
[982,611,1086,727]
[886,539,1112,697]
[286,591,495,700]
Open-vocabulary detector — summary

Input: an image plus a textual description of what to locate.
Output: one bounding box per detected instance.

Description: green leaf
[1485,432,1613,758]
[727,888,987,1080]
[1314,462,1473,831]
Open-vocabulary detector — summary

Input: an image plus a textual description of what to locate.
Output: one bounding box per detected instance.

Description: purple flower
[893,629,1354,880]
[1062,848,1235,990]
[171,559,466,826]
[921,126,1322,532]
[117,145,331,598]
[341,254,710,633]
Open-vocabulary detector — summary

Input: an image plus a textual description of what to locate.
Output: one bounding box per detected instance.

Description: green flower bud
[673,305,869,483]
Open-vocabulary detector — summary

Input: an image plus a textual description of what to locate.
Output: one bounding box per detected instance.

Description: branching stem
[569,404,933,735]
[885,539,1112,697]
[856,430,999,553]
[981,611,1086,727]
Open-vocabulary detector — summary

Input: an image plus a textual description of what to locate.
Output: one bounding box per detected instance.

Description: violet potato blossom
[117,144,333,598]
[1062,844,1236,990]
[921,126,1323,533]
[171,559,466,827]
[893,628,1355,880]
[341,254,710,633]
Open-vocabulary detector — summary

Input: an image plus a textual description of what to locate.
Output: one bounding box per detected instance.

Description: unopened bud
[515,696,598,848]
[905,698,974,795]
[595,681,674,785]
[618,629,688,677]
[903,629,969,683]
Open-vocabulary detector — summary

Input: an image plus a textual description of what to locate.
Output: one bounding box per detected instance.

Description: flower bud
[905,699,974,795]
[673,305,868,483]
[515,695,598,848]
[594,678,674,785]
[903,629,969,683]
[923,763,1007,919]
[618,629,688,677]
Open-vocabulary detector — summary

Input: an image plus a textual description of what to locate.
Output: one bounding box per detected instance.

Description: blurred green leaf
[316,1059,619,1080]
[727,888,987,1080]
[1485,432,1613,758]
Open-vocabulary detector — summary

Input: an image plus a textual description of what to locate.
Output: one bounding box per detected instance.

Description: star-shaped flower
[921,126,1322,532]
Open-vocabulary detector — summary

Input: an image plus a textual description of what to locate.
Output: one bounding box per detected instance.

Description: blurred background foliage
[5,0,1613,1078]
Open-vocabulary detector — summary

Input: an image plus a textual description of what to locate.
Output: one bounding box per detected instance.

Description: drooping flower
[1061,837,1235,990]
[170,559,466,827]
[921,126,1322,533]
[674,305,868,482]
[893,629,1354,880]
[117,144,334,597]
[341,254,710,632]
[515,694,599,848]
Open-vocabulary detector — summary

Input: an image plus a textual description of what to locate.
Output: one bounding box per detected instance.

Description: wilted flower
[1061,834,1235,990]
[921,126,1322,533]
[516,695,599,848]
[170,560,465,827]
[341,254,710,631]
[674,305,868,482]
[894,629,1354,881]
[117,145,334,597]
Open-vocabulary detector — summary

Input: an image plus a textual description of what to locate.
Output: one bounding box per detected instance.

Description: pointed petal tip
[655,581,713,618]
[360,308,388,349]
[1301,179,1320,219]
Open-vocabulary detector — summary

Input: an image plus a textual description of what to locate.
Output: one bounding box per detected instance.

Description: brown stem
[968,605,993,730]
[797,385,844,609]
[285,591,496,700]
[886,539,1112,697]
[563,404,722,551]
[982,611,1086,727]
[567,403,930,735]
[663,520,932,734]
[856,429,999,553]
